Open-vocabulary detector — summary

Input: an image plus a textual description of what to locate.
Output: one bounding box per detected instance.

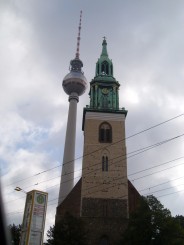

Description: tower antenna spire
[75,10,82,59]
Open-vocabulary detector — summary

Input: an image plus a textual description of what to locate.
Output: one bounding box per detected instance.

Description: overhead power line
[5,130,184,194]
[143,183,184,196]
[130,161,184,182]
[7,162,184,215]
[21,156,184,193]
[10,157,184,207]
[7,185,184,217]
[4,114,184,213]
[157,189,184,198]
[140,175,184,192]
[129,156,184,176]
[6,132,184,203]
[5,113,184,188]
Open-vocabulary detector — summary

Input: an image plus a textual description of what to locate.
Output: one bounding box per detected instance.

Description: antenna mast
[75,10,82,59]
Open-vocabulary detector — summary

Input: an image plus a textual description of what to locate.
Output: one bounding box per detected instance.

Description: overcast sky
[1,0,184,240]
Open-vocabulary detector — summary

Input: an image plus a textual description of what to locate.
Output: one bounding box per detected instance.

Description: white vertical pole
[58,92,79,205]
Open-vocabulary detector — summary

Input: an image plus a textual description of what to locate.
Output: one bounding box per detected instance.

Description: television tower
[58,11,87,205]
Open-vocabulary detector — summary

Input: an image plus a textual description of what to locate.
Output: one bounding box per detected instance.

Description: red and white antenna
[75,10,82,59]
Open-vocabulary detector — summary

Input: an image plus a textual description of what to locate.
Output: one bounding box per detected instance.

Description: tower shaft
[58,93,79,205]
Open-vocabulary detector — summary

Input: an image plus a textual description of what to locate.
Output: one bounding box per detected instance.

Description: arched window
[110,64,113,75]
[102,156,108,171]
[97,64,99,75]
[101,61,109,75]
[99,122,112,143]
[102,64,105,73]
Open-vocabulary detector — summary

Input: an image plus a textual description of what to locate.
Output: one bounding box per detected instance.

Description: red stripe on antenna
[75,10,82,59]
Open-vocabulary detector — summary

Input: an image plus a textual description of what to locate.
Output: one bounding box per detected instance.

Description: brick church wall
[56,178,140,218]
[56,178,140,244]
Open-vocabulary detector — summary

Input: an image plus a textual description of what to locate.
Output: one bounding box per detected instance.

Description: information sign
[19,190,48,245]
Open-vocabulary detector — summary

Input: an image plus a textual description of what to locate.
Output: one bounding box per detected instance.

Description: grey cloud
[1,0,184,239]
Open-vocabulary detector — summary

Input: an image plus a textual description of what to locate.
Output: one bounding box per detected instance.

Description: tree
[175,215,184,229]
[44,225,55,245]
[44,212,87,245]
[121,195,184,245]
[7,224,21,245]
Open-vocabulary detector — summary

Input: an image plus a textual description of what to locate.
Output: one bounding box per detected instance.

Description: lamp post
[14,187,27,194]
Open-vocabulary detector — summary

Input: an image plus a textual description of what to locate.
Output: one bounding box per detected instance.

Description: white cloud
[123,87,140,104]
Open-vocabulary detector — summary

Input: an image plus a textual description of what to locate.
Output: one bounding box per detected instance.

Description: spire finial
[75,10,82,59]
[101,36,108,57]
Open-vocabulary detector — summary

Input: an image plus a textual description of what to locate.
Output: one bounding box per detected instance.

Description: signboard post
[20,190,48,245]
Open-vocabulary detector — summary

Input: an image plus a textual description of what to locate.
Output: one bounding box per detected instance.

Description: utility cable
[140,175,184,192]
[157,189,184,198]
[6,130,184,195]
[143,183,184,196]
[5,113,184,188]
[7,175,184,216]
[6,150,184,204]
[130,161,184,182]
[129,156,184,176]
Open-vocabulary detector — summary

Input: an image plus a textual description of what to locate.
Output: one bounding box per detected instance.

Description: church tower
[80,38,129,244]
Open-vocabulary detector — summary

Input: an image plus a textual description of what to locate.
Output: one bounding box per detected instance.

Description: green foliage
[175,215,184,229]
[121,195,184,245]
[7,223,21,245]
[44,213,87,245]
[44,225,55,245]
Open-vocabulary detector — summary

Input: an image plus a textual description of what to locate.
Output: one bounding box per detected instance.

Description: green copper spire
[89,38,121,110]
[95,38,114,77]
[101,37,108,57]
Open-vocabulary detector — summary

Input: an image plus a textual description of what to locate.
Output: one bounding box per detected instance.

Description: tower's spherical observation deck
[62,70,87,96]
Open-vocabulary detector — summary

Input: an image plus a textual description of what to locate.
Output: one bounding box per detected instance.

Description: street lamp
[14,187,27,193]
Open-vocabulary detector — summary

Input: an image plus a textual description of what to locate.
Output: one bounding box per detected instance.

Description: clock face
[102,88,109,95]
[37,194,45,204]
